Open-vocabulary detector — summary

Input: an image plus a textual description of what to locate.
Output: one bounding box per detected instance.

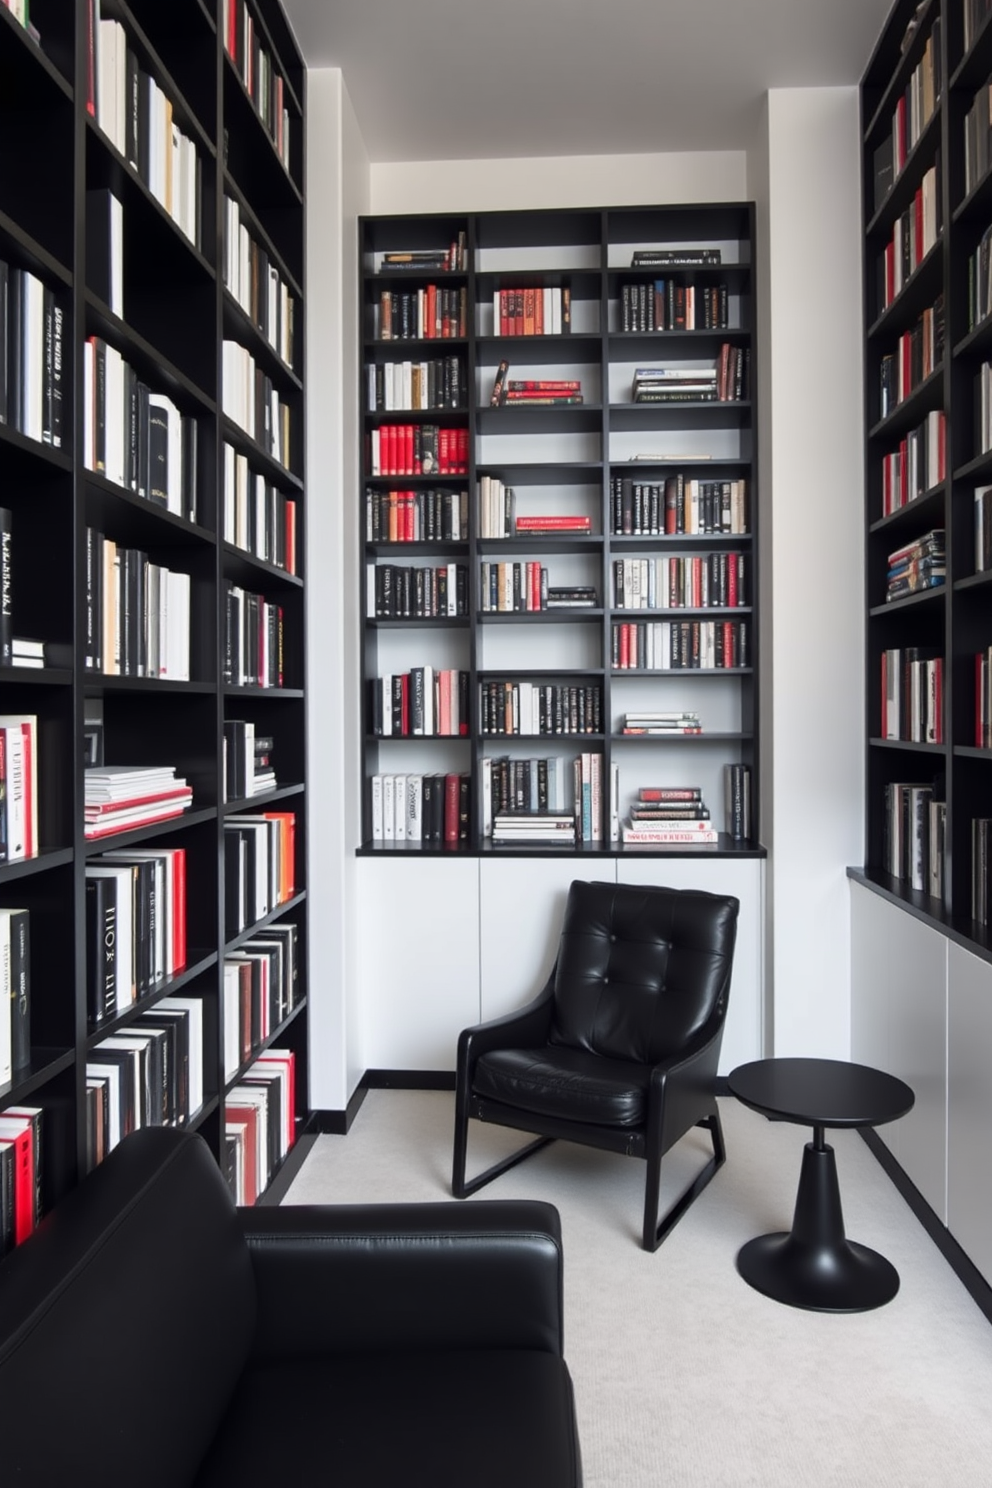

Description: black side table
[727,1058,915,1313]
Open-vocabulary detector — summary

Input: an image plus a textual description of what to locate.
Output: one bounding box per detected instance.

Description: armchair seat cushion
[195,1350,580,1488]
[474,1046,650,1128]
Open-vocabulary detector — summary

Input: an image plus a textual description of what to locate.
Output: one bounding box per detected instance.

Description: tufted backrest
[548,880,739,1066]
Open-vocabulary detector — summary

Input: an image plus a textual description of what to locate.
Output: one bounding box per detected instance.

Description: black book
[8,908,30,1073]
[8,270,23,435]
[241,1074,280,1178]
[0,508,12,667]
[182,416,198,524]
[136,381,150,499]
[51,299,64,451]
[133,1022,170,1126]
[0,260,8,426]
[148,400,169,506]
[140,1010,188,1126]
[224,827,247,940]
[125,48,140,171]
[85,527,102,672]
[91,1046,139,1137]
[224,719,248,801]
[86,874,117,1025]
[42,286,54,446]
[0,1143,13,1257]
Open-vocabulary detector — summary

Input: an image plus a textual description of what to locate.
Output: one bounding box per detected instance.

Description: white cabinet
[850,881,947,1225]
[948,942,992,1285]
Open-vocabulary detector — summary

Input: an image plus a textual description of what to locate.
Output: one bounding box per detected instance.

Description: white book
[393,774,407,840]
[84,338,96,469]
[96,1033,154,1128]
[382,774,395,841]
[223,962,243,1080]
[165,568,190,681]
[104,342,126,488]
[1,724,26,862]
[21,272,45,443]
[370,774,383,841]
[86,1062,123,1152]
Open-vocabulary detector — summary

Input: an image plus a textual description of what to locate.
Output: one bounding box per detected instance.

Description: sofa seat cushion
[474,1046,650,1127]
[193,1351,580,1488]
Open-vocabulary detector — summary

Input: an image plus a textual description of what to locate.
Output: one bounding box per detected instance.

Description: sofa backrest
[0,1127,256,1488]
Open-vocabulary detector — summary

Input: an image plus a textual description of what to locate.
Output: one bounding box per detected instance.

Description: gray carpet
[284,1091,992,1487]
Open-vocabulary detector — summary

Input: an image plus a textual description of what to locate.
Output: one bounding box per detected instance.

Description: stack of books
[632,367,718,404]
[622,786,717,844]
[621,711,702,735]
[379,238,466,273]
[545,586,597,609]
[84,766,193,840]
[515,515,591,535]
[886,528,945,600]
[491,813,576,845]
[630,247,722,268]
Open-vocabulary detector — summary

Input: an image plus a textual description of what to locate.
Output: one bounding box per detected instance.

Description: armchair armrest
[457,980,556,1074]
[651,1017,727,1156]
[239,1198,565,1363]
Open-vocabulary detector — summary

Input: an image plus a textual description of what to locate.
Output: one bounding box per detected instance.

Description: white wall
[305,69,369,1110]
[752,87,864,1058]
[304,105,866,1106]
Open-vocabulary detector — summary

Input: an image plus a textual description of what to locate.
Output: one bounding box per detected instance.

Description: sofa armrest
[239,1198,565,1363]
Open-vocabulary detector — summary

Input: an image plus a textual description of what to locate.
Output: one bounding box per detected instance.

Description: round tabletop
[727,1057,914,1129]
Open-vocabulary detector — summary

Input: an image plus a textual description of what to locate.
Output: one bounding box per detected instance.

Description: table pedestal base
[736,1138,900,1313]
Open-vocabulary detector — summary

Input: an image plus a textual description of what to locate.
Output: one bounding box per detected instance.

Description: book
[0,508,11,666]
[490,359,509,406]
[621,824,719,843]
[631,248,722,266]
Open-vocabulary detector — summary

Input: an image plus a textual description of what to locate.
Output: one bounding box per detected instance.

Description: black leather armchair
[453,878,739,1251]
[0,1126,581,1488]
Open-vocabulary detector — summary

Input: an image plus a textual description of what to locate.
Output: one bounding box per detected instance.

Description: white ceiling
[281,0,894,164]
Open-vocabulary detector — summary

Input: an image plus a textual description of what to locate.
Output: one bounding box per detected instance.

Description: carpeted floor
[284,1090,992,1488]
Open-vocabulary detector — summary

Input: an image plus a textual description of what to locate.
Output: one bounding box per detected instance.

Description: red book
[978,653,984,748]
[256,1050,296,1152]
[400,672,410,736]
[619,624,629,669]
[404,423,415,476]
[226,1108,259,1205]
[86,0,98,116]
[172,847,187,971]
[459,428,469,473]
[728,556,738,608]
[0,1119,34,1245]
[438,426,450,474]
[639,787,703,802]
[86,786,192,815]
[515,515,590,531]
[285,500,297,574]
[84,804,192,840]
[444,772,460,842]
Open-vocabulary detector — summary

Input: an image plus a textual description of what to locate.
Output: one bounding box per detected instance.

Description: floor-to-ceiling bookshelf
[359,204,762,859]
[0,0,309,1230]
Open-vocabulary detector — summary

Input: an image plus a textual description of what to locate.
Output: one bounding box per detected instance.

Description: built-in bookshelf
[0,0,308,1251]
[359,205,762,857]
[857,0,992,955]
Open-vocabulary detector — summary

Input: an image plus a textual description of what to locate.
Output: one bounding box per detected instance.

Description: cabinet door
[948,942,992,1284]
[851,884,947,1221]
[615,857,763,1071]
[356,857,481,1069]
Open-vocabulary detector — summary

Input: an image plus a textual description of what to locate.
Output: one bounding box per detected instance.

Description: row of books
[493,287,571,338]
[84,764,192,841]
[372,286,468,341]
[496,752,603,843]
[365,487,469,544]
[86,996,205,1165]
[223,194,296,368]
[224,812,296,941]
[368,424,469,477]
[965,0,992,53]
[369,772,470,846]
[620,710,701,735]
[611,553,746,610]
[83,336,199,522]
[93,16,201,248]
[370,668,469,738]
[724,763,753,842]
[223,442,298,573]
[224,584,285,689]
[965,71,992,199]
[0,714,38,863]
[610,475,748,536]
[0,908,29,1088]
[880,410,945,516]
[478,477,592,539]
[877,160,940,315]
[490,370,582,407]
[479,681,603,738]
[973,817,992,923]
[366,357,464,412]
[978,359,992,456]
[879,295,945,418]
[976,484,992,572]
[885,781,943,896]
[223,719,276,802]
[611,619,749,670]
[881,648,943,744]
[482,754,575,820]
[885,528,945,601]
[974,648,992,748]
[225,1050,297,1206]
[85,531,191,680]
[0,1104,41,1255]
[0,264,64,448]
[366,561,469,619]
[224,0,292,171]
[223,933,300,1078]
[890,17,942,185]
[222,340,292,470]
[619,280,729,333]
[85,847,187,1025]
[479,562,596,613]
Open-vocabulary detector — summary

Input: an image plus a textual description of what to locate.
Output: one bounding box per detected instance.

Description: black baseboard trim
[311,1084,369,1135]
[860,1127,992,1327]
[364,1069,456,1092]
[255,1131,318,1206]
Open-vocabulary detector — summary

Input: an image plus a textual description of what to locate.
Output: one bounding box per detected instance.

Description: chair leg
[642,1109,726,1252]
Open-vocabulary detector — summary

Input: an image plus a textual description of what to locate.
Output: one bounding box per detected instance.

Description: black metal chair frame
[452,974,729,1253]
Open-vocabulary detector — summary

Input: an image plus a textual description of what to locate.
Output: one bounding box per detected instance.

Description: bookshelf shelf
[0,0,308,1238]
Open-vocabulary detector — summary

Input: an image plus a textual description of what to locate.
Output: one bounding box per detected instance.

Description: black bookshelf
[860,0,992,946]
[0,0,308,1231]
[358,204,762,858]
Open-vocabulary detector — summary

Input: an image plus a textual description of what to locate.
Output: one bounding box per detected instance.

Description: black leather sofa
[0,1126,582,1488]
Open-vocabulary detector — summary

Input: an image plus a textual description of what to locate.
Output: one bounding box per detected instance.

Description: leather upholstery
[0,1128,582,1488]
[475,1045,651,1127]
[549,879,737,1063]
